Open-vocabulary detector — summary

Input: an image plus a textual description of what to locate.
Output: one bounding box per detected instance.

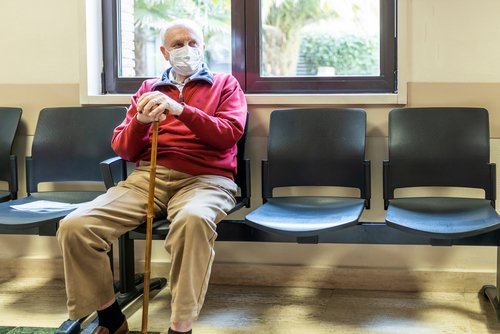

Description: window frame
[239,0,397,94]
[102,0,397,95]
[102,0,147,94]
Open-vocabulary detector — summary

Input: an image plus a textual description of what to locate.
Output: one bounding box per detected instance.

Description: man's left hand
[136,92,183,123]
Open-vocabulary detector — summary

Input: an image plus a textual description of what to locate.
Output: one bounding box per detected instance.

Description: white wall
[0,0,79,84]
[409,0,500,83]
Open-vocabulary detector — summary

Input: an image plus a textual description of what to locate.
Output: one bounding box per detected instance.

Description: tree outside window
[260,0,379,77]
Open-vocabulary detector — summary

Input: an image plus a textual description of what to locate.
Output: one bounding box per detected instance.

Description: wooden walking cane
[142,119,159,334]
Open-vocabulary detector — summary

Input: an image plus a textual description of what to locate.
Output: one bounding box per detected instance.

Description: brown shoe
[91,319,129,334]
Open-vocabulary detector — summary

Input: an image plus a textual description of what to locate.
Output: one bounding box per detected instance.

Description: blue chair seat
[246,196,365,236]
[0,191,104,231]
[386,197,500,239]
[0,197,74,231]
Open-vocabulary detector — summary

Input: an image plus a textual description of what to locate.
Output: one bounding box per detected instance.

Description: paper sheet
[10,200,83,212]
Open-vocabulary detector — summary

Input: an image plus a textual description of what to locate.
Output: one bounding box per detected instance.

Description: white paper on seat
[10,200,83,212]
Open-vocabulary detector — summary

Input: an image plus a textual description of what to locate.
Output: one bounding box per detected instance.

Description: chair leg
[56,234,167,333]
[55,236,161,333]
[480,246,500,321]
[115,233,167,309]
[55,318,84,334]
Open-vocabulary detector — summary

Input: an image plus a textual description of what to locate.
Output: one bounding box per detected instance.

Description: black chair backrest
[0,107,22,199]
[27,106,127,194]
[264,108,368,199]
[386,107,493,200]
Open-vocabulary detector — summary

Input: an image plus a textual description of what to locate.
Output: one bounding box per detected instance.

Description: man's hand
[136,92,183,124]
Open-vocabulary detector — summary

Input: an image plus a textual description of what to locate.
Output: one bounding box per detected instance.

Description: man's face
[161,26,204,62]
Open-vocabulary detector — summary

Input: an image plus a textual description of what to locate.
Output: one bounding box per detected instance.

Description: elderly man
[57,19,247,334]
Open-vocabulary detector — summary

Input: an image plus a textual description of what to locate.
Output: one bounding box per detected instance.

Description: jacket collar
[152,64,213,89]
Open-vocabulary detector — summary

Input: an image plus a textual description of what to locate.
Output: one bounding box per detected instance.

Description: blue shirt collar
[152,64,213,89]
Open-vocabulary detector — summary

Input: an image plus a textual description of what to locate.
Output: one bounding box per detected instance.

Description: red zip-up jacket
[112,66,247,180]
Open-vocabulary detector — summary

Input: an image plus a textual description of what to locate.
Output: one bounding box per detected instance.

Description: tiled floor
[1,277,500,333]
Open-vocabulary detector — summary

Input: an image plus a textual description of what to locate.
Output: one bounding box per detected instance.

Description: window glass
[260,0,380,77]
[119,0,232,78]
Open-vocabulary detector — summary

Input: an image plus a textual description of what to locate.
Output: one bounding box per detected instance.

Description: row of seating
[98,106,500,330]
[247,107,499,240]
[1,106,500,333]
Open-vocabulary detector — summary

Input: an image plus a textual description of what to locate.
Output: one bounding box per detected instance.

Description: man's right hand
[136,92,168,124]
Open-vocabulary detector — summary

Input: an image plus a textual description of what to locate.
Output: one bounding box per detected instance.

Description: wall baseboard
[1,258,495,294]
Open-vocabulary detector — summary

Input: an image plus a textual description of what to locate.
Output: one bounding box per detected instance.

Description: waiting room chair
[97,112,251,313]
[0,106,127,235]
[0,107,22,202]
[384,107,500,239]
[245,108,370,243]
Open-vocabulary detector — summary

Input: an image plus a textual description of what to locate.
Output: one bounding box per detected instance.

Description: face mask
[168,45,203,77]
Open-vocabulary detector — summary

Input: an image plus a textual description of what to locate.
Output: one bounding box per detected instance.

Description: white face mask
[168,45,203,77]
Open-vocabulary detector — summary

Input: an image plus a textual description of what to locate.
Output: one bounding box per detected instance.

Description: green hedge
[299,33,379,75]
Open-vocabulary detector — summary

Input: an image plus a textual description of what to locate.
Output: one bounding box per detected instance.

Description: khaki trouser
[56,164,237,322]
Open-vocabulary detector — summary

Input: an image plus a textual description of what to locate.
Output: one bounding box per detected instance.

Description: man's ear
[160,45,169,61]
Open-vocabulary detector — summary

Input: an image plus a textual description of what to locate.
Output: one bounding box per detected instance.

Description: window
[103,0,396,95]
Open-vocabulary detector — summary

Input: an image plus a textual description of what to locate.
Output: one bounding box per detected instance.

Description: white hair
[160,19,204,46]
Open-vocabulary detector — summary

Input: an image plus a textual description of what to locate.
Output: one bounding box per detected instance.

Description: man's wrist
[169,102,184,116]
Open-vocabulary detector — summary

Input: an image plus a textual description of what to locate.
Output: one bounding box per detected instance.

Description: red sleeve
[111,80,154,162]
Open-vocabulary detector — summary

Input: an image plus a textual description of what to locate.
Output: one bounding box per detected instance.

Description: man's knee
[173,208,217,234]
[165,208,218,251]
[57,214,91,246]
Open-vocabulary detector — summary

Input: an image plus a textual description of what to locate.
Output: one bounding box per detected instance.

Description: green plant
[262,0,337,76]
[300,33,379,75]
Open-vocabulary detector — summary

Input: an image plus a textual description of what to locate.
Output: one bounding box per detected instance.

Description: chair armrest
[489,162,496,207]
[239,158,251,208]
[9,155,18,199]
[383,160,391,210]
[100,156,127,190]
[363,160,371,209]
[261,160,270,202]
